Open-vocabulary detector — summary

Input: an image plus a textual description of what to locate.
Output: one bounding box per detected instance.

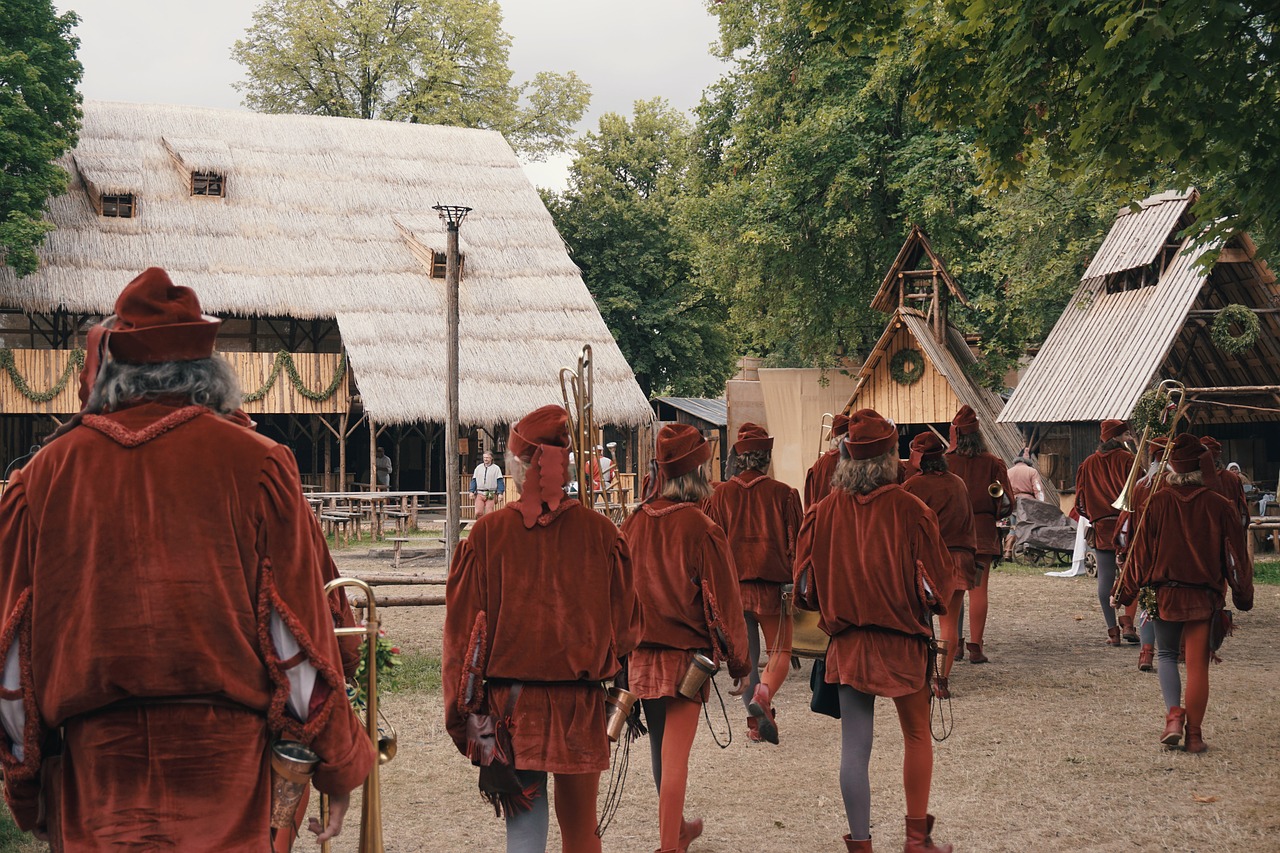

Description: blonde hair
[832,452,899,495]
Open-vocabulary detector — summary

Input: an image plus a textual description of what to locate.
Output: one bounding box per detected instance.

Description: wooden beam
[1186,385,1280,395]
[1186,308,1280,317]
[1216,247,1253,264]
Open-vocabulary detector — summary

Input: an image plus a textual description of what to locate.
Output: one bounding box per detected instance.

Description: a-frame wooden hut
[843,226,1058,501]
[1000,190,1280,493]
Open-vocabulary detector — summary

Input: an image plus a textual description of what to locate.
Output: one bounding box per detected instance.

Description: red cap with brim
[909,431,947,471]
[1101,419,1129,442]
[1168,433,1216,481]
[844,409,898,460]
[657,424,710,479]
[831,414,850,438]
[734,422,774,454]
[104,267,221,364]
[508,405,572,528]
[1200,435,1222,457]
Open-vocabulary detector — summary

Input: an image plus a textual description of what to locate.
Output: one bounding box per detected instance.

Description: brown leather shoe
[904,815,952,853]
[1185,725,1208,754]
[1118,614,1139,644]
[1138,644,1155,671]
[1106,626,1122,646]
[966,642,988,664]
[956,638,965,661]
[844,834,873,852]
[1161,707,1185,747]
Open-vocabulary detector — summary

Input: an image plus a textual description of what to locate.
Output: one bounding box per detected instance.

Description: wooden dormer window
[191,172,225,197]
[429,250,464,279]
[100,194,135,218]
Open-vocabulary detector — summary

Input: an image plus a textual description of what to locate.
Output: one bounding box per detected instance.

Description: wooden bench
[385,537,412,569]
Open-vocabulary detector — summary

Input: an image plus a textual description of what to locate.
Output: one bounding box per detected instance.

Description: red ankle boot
[956,638,965,661]
[1106,626,1122,646]
[1185,725,1208,754]
[1118,614,1139,643]
[1138,645,1155,671]
[748,683,779,744]
[903,815,952,853]
[844,834,873,851]
[1161,707,1185,747]
[965,642,988,664]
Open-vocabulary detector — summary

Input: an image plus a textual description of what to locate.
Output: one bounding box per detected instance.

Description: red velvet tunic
[443,501,642,774]
[620,501,751,698]
[804,449,839,508]
[1211,469,1251,527]
[794,485,953,697]
[945,451,1013,558]
[705,470,802,615]
[0,403,373,846]
[1074,447,1134,551]
[903,470,978,589]
[1117,485,1253,621]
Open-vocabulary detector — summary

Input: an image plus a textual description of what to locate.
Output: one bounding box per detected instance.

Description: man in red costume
[796,409,956,853]
[804,413,850,508]
[1075,419,1136,646]
[0,268,374,848]
[1114,434,1170,670]
[943,405,1011,664]
[903,432,976,699]
[443,405,643,853]
[1117,434,1253,753]
[706,423,803,744]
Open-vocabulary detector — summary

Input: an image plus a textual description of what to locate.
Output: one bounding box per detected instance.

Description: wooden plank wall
[857,324,961,425]
[0,350,349,416]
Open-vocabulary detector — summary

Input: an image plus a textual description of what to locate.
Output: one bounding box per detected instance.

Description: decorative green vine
[0,348,85,402]
[1130,388,1175,436]
[243,351,348,403]
[1210,304,1260,356]
[890,348,925,385]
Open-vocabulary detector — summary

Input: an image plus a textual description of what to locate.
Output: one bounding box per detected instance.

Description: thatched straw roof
[0,100,652,426]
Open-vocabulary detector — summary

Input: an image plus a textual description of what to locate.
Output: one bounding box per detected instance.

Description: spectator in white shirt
[470,451,505,517]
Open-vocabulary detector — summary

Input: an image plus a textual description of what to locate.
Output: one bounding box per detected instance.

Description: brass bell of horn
[988,481,1005,499]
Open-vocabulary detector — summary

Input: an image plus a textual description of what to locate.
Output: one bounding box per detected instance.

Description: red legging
[754,612,794,699]
[643,696,702,852]
[968,557,993,645]
[552,772,602,853]
[896,686,934,819]
[938,589,965,680]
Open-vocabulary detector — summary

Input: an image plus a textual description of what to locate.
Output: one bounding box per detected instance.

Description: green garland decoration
[1130,389,1175,436]
[1210,304,1260,356]
[243,351,348,403]
[889,348,926,385]
[0,348,85,403]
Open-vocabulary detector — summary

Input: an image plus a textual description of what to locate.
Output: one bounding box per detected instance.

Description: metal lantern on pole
[433,204,472,567]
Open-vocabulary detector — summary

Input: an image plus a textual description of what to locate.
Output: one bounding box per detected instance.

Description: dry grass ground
[3,556,1276,853]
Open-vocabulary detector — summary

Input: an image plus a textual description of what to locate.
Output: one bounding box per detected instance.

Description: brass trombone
[1112,380,1187,513]
[816,412,836,459]
[319,577,391,853]
[561,345,623,523]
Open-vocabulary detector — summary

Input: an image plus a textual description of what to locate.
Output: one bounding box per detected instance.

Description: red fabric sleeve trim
[700,580,730,666]
[0,590,42,783]
[457,611,488,715]
[255,557,346,745]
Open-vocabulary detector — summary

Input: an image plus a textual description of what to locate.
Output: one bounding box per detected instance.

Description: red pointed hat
[1100,419,1129,442]
[831,413,850,438]
[1199,435,1222,456]
[733,422,774,454]
[844,409,898,460]
[951,405,980,435]
[910,431,947,461]
[508,405,572,528]
[657,423,710,478]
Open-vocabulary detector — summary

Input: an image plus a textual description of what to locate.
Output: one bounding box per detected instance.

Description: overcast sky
[56,0,728,190]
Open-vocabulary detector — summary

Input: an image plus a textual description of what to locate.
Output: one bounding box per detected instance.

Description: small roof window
[430,250,464,279]
[99,194,135,218]
[191,172,225,198]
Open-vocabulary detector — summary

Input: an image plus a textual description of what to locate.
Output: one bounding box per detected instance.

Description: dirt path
[328,560,1280,853]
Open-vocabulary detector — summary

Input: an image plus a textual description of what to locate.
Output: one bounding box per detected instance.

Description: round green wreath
[1130,388,1175,436]
[890,347,925,385]
[1210,304,1260,356]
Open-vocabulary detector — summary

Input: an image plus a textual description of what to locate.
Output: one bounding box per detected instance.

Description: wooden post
[369,416,377,492]
[324,423,333,491]
[445,217,463,565]
[338,411,348,491]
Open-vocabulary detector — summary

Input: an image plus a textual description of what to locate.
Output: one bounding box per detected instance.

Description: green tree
[545,99,735,398]
[805,0,1280,258]
[233,0,590,159]
[0,0,82,276]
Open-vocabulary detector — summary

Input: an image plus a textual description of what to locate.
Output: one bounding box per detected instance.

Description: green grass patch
[384,652,441,693]
[0,810,39,852]
[1255,561,1280,585]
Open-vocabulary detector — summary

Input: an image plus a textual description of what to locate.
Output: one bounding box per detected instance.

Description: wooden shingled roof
[1000,190,1280,425]
[844,307,1059,504]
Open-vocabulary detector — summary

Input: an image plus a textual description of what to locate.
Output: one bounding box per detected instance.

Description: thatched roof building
[0,100,651,427]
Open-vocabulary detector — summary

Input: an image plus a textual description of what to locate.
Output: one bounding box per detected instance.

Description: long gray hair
[85,356,243,415]
[832,451,900,495]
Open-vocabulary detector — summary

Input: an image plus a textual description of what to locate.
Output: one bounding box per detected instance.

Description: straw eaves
[0,100,652,426]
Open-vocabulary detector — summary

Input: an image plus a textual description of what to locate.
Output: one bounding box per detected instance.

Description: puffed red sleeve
[1117,502,1155,607]
[442,536,482,756]
[784,486,803,566]
[1222,501,1253,612]
[257,447,375,796]
[0,476,44,831]
[794,505,820,611]
[912,510,954,618]
[609,533,644,662]
[701,525,751,678]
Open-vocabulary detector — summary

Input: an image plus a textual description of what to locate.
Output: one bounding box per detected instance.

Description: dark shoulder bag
[466,683,527,814]
[809,656,841,719]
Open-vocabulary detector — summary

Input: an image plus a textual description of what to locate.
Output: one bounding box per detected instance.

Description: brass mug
[269,740,319,829]
[676,653,719,700]
[604,686,639,742]
[780,582,795,617]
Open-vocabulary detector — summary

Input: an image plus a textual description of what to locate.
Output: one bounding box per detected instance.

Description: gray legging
[1094,549,1118,629]
[837,686,876,841]
[1139,610,1156,646]
[1154,619,1185,710]
[642,698,668,791]
[504,770,550,853]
